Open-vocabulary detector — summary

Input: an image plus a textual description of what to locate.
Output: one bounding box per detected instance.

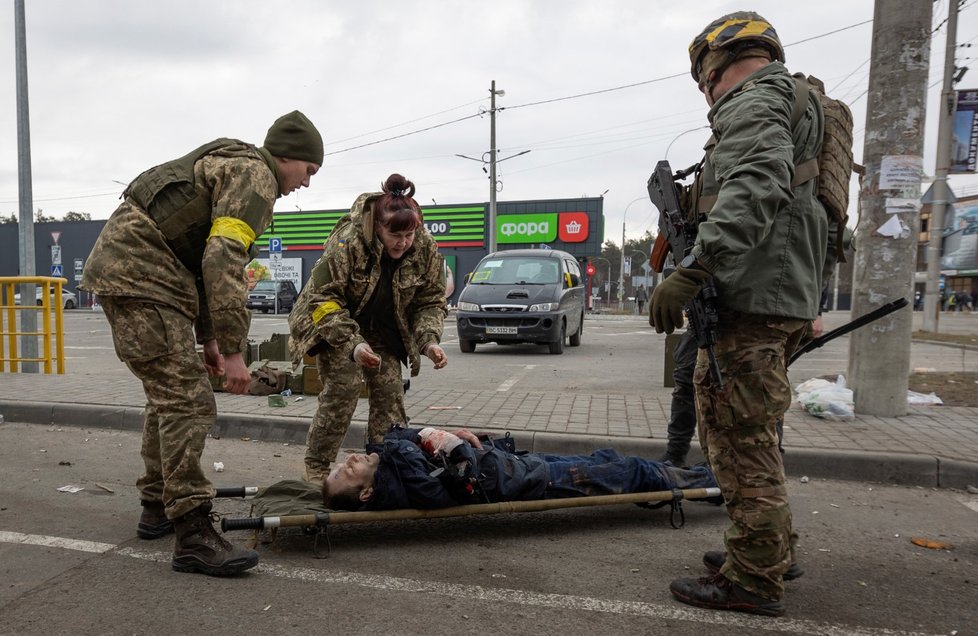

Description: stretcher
[214,484,723,557]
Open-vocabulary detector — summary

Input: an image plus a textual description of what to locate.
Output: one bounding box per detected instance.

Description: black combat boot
[171,502,258,576]
[670,573,785,617]
[702,550,804,581]
[137,500,173,540]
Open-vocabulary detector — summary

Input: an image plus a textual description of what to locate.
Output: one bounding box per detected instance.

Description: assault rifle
[647,160,724,388]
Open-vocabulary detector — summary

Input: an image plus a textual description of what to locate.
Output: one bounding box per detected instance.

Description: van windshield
[470,257,560,285]
[252,280,278,292]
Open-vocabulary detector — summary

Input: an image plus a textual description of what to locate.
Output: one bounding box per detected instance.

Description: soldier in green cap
[80,111,323,576]
[651,12,835,616]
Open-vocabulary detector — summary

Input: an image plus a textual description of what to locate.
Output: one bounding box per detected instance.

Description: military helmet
[688,11,784,83]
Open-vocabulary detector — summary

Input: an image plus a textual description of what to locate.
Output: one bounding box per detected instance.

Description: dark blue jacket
[363,427,548,510]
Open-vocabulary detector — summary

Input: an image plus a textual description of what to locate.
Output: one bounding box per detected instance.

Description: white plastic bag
[794,375,854,421]
[907,390,943,405]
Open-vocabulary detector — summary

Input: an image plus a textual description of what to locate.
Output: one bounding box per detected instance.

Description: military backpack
[789,73,857,262]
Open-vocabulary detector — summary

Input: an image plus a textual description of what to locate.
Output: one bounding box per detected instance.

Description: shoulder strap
[789,74,820,188]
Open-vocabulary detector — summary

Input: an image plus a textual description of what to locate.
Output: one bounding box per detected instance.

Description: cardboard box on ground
[197,333,368,398]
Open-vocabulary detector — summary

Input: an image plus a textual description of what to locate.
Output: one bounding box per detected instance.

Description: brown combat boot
[171,502,258,576]
[670,573,785,617]
[137,501,173,540]
[702,550,804,581]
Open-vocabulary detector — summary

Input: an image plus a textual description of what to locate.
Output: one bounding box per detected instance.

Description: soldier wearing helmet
[651,12,833,617]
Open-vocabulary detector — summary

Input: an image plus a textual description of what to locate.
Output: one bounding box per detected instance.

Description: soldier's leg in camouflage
[135,404,171,539]
[663,329,699,467]
[103,298,258,574]
[305,347,363,483]
[671,315,805,616]
[102,299,169,539]
[363,344,409,445]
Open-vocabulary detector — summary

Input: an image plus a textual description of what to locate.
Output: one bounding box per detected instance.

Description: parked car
[13,286,78,309]
[455,249,585,354]
[246,279,298,314]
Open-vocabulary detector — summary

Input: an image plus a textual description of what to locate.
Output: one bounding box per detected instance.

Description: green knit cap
[263,110,324,165]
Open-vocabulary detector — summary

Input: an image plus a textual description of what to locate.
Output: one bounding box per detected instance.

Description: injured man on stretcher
[322,425,722,511]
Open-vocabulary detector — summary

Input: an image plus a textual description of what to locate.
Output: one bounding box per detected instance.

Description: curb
[3,400,976,491]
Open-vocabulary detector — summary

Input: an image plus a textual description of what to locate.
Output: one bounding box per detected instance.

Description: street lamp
[620,197,647,311]
[664,125,711,161]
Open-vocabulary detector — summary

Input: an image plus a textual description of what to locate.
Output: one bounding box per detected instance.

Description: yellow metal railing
[0,276,67,374]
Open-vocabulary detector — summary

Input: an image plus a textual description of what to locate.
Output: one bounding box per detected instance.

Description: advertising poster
[247,258,303,291]
[940,202,978,270]
[951,89,978,174]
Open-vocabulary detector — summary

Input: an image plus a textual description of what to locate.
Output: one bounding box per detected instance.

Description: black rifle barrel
[788,297,909,366]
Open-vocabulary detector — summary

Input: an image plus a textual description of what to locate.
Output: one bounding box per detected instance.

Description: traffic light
[586,262,596,276]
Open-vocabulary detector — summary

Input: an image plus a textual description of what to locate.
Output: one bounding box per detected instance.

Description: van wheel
[569,314,583,347]
[459,339,476,353]
[548,323,566,354]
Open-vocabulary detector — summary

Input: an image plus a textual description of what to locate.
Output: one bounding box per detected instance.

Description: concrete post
[848,0,933,416]
[15,0,39,372]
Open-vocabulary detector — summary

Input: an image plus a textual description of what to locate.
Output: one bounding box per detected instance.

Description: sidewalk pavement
[1,315,976,491]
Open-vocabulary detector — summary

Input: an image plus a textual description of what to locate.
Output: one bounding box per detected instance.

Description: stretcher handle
[214,486,259,498]
[221,512,330,532]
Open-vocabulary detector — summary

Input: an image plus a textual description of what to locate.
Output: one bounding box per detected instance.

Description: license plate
[486,326,518,335]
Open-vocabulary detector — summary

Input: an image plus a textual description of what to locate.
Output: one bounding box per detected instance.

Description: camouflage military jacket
[289,192,447,376]
[80,143,279,354]
[690,62,829,321]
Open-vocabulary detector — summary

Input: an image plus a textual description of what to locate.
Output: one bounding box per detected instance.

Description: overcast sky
[2,0,976,244]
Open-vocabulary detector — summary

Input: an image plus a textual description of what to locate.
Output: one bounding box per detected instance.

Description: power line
[324,112,483,156]
[783,19,873,47]
[329,97,486,144]
[334,19,879,153]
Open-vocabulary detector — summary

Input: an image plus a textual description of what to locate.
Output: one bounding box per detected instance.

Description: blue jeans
[541,449,718,499]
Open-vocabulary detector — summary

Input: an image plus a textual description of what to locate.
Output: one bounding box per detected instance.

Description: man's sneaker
[171,502,258,576]
[702,550,804,581]
[670,573,785,617]
[137,501,173,540]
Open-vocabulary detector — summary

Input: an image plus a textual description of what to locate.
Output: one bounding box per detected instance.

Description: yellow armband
[209,217,257,249]
[312,301,342,324]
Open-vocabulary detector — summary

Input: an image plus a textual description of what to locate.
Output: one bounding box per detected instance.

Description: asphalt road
[58,308,978,398]
[1,422,975,635]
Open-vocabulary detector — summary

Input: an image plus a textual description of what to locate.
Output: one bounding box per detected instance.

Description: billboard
[940,202,978,270]
[951,89,978,174]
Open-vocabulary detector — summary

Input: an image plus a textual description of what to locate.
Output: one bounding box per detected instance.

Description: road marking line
[952,493,978,513]
[0,531,944,635]
[0,530,115,554]
[496,364,536,392]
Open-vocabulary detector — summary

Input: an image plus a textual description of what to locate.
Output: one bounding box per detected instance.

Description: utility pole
[15,0,38,373]
[848,0,933,416]
[922,0,961,332]
[488,80,502,254]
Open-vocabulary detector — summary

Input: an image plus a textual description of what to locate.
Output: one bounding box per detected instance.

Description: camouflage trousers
[305,335,408,477]
[693,312,808,601]
[101,298,215,519]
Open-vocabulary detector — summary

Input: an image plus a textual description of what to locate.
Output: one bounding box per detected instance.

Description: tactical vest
[123,138,257,275]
